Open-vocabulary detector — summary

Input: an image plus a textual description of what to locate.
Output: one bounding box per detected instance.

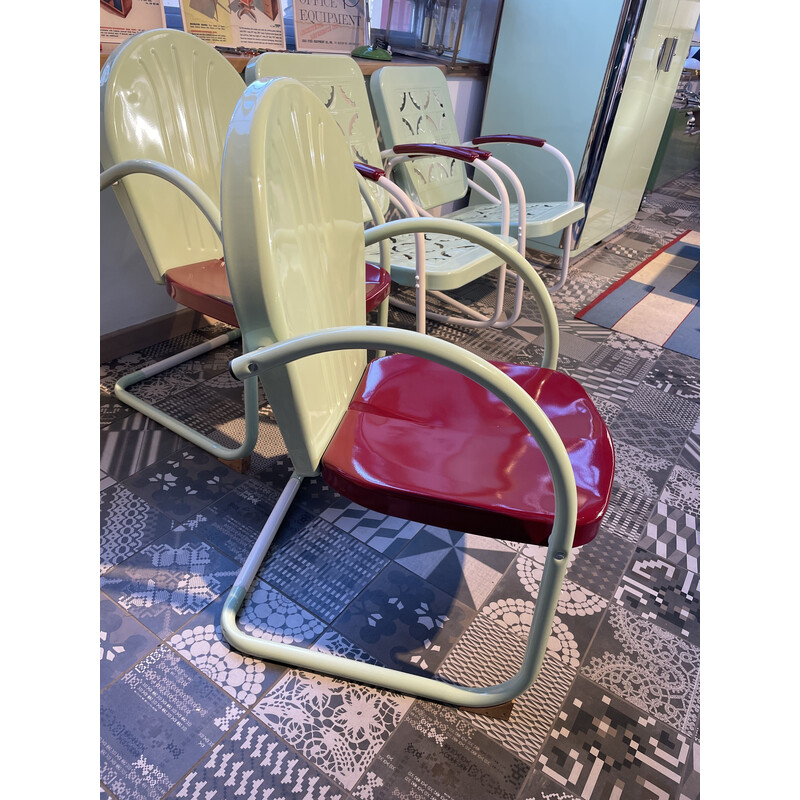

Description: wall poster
[293,0,367,54]
[179,0,286,51]
[100,0,167,45]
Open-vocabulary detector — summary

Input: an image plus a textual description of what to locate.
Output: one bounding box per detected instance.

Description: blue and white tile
[166,715,347,799]
[100,592,159,689]
[252,634,412,791]
[333,563,474,675]
[101,529,240,639]
[100,469,116,492]
[122,445,248,522]
[101,413,182,481]
[259,518,389,624]
[168,585,323,706]
[100,483,175,575]
[171,478,286,564]
[100,646,242,800]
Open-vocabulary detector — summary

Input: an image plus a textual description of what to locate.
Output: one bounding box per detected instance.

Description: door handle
[663,37,679,72]
[656,38,669,70]
[657,36,679,71]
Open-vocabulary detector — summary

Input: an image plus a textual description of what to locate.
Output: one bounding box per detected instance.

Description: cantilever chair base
[220,472,535,709]
[113,327,263,464]
[219,323,613,709]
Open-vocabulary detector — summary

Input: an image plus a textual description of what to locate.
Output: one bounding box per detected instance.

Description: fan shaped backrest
[100,28,244,282]
[221,77,367,476]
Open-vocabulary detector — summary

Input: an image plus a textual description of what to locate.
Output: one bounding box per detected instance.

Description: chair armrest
[364,216,560,369]
[353,162,385,182]
[472,134,547,148]
[100,159,222,241]
[392,143,492,162]
[468,135,576,202]
[381,146,514,237]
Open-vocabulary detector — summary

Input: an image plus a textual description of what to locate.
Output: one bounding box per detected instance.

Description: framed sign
[179,0,286,50]
[100,0,167,45]
[293,0,367,54]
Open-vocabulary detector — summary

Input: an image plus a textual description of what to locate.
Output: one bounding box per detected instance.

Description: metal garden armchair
[245,52,524,333]
[370,65,586,300]
[100,29,391,465]
[211,75,615,709]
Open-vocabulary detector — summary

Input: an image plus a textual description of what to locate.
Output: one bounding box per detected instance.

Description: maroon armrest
[392,143,492,162]
[354,162,385,181]
[472,134,547,148]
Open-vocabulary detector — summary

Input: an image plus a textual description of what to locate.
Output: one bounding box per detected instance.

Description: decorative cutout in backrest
[370,67,468,211]
[100,29,245,282]
[246,54,390,224]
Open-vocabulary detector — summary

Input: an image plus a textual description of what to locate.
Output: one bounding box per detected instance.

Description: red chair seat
[364,261,392,311]
[165,259,391,327]
[321,354,615,548]
[165,258,239,326]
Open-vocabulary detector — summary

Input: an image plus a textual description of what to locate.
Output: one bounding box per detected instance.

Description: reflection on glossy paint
[322,354,614,549]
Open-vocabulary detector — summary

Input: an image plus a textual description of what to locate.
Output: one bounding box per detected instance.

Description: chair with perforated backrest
[370,65,585,299]
[209,75,615,709]
[245,52,526,333]
[100,29,391,465]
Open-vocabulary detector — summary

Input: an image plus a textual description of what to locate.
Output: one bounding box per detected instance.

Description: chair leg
[114,328,260,463]
[221,471,572,709]
[547,228,573,293]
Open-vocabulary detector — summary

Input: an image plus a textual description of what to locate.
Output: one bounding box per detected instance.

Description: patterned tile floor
[100,169,700,800]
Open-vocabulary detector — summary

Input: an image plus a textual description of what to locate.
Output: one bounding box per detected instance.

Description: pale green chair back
[369,65,468,211]
[245,53,389,224]
[100,28,244,283]
[221,76,367,477]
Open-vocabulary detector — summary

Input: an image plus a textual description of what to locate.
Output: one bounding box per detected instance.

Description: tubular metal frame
[100,160,261,462]
[223,324,576,708]
[221,214,567,707]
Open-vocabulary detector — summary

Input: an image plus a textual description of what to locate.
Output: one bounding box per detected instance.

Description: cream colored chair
[210,76,615,708]
[370,65,585,296]
[100,29,391,464]
[246,53,523,332]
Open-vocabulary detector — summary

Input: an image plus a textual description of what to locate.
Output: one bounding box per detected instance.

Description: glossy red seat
[164,258,391,328]
[321,354,613,548]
